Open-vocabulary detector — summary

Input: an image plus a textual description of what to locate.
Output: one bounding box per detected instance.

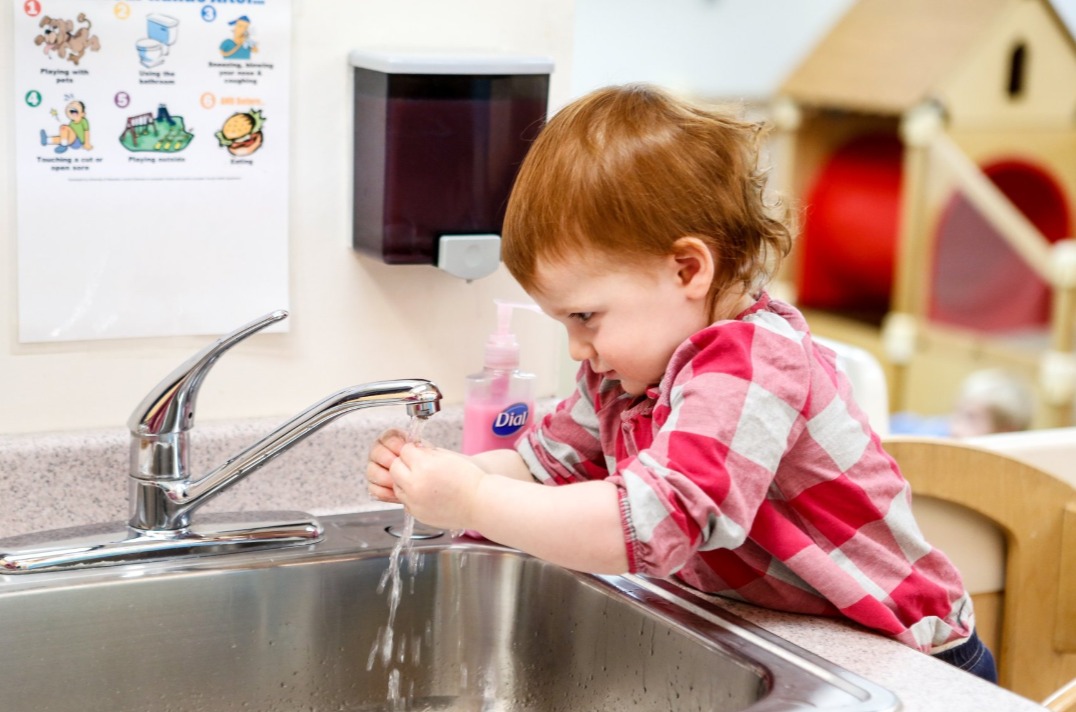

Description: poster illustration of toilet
[12,0,290,342]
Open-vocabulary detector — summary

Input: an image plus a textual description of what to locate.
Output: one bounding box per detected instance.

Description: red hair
[502,84,791,301]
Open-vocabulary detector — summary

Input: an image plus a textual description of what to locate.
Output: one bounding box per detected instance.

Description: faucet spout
[127,310,442,533]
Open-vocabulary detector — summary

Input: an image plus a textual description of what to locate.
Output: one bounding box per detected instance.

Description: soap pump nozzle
[484,299,542,372]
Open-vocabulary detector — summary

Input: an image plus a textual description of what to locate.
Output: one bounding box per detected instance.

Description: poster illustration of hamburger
[216,109,265,157]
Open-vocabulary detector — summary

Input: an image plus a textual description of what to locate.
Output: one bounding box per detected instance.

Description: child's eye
[569,312,594,324]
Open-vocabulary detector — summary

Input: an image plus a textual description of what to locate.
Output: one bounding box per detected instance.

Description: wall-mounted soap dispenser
[349,49,553,281]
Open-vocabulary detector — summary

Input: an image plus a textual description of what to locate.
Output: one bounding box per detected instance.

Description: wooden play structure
[771,0,1076,427]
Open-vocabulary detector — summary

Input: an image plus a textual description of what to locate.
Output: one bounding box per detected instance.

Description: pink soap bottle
[462,300,540,455]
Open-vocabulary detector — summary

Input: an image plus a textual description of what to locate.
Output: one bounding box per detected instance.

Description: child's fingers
[369,442,397,470]
[369,429,408,467]
[369,430,405,460]
[380,428,408,452]
[365,459,389,487]
[368,481,400,503]
[365,460,400,503]
[398,441,429,466]
[388,453,418,499]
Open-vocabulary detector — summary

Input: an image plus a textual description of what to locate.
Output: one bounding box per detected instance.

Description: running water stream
[368,416,428,708]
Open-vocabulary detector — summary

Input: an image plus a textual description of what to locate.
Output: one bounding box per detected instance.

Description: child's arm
[470,448,537,482]
[392,443,629,574]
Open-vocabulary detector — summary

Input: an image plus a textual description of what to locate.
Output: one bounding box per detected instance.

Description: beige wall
[0,1,576,434]
[940,1,1076,131]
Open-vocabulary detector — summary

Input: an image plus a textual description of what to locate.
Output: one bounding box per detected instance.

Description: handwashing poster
[12,0,290,342]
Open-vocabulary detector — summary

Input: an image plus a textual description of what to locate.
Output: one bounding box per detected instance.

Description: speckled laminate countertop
[0,406,1046,711]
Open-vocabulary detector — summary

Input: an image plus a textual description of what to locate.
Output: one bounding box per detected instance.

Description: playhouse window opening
[1007,42,1027,98]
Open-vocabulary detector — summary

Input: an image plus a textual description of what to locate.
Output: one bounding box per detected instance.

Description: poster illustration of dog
[33,12,101,66]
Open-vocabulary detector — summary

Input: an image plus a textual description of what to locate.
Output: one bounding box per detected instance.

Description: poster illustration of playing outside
[13,0,290,342]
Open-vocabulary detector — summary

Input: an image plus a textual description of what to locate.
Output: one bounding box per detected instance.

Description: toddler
[366,84,995,682]
[890,367,1035,438]
[949,368,1035,438]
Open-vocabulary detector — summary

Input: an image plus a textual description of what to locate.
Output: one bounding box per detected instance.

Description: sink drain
[385,524,444,540]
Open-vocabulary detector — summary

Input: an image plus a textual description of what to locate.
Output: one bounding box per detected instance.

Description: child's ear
[670,236,715,298]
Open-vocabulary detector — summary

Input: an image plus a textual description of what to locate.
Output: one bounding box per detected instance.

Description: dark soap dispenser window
[350,49,553,281]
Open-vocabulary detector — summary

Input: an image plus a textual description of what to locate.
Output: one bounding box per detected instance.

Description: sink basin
[0,509,899,711]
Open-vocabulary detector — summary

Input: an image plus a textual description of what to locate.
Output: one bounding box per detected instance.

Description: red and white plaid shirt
[519,293,973,653]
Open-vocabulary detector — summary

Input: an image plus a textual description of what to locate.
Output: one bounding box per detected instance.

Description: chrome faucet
[1,310,442,573]
[128,310,441,532]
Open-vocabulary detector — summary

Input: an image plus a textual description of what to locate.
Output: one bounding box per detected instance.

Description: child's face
[950,399,999,438]
[529,253,711,396]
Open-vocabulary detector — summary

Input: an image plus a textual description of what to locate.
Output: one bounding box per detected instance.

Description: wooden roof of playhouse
[779,0,1076,118]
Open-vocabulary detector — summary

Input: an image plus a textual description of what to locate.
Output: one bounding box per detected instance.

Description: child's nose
[567,334,595,363]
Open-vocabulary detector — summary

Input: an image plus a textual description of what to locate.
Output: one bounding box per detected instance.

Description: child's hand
[365,428,408,503]
[390,443,484,531]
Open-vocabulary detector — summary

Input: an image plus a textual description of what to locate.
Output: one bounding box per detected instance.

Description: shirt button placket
[622,416,637,457]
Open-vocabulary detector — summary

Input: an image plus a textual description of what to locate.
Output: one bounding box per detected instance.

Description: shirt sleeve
[518,363,612,485]
[611,318,812,577]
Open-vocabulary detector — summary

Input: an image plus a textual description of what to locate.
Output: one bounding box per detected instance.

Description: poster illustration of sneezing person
[13,0,291,342]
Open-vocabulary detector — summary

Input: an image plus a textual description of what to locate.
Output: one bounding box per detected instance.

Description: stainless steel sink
[0,509,899,712]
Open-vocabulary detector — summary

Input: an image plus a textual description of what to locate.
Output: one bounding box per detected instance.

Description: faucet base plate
[0,511,323,574]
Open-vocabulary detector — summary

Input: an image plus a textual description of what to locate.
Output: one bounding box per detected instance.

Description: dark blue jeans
[932,630,998,684]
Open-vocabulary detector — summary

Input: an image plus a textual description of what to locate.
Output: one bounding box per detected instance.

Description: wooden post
[768,97,802,300]
[886,103,944,411]
[1043,240,1076,427]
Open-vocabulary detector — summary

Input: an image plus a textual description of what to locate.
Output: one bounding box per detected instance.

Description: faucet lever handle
[128,310,288,437]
